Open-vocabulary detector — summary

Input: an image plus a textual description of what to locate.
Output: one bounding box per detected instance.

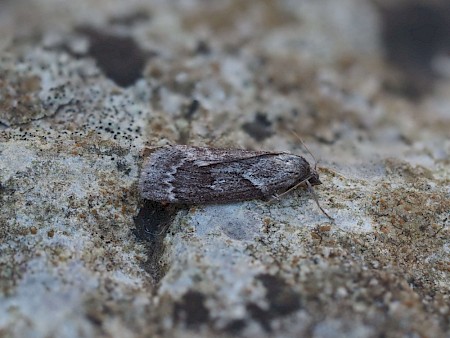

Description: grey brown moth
[139,145,333,220]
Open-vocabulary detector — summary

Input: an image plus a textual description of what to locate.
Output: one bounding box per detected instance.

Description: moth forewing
[139,145,332,219]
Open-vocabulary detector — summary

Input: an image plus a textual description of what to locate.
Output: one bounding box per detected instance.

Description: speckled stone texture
[0,0,449,337]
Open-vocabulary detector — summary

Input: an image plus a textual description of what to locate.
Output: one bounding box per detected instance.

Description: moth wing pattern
[139,145,313,204]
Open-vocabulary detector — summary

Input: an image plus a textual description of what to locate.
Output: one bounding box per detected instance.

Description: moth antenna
[289,130,318,169]
[306,180,335,222]
[270,177,335,221]
[271,179,308,201]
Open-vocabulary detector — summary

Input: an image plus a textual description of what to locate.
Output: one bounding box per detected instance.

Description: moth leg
[264,181,307,203]
[265,193,280,203]
[306,180,334,222]
[270,180,308,202]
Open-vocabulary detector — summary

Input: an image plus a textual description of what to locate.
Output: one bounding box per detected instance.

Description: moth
[139,145,333,220]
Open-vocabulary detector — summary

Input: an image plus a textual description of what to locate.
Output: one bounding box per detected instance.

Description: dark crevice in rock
[246,274,302,332]
[77,27,149,87]
[173,291,211,328]
[379,1,450,99]
[133,200,181,283]
[242,111,274,142]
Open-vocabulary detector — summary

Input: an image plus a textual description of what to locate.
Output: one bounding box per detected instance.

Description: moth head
[288,131,321,185]
[308,167,322,186]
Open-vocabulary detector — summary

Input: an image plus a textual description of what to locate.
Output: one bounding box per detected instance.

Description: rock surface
[0,0,449,337]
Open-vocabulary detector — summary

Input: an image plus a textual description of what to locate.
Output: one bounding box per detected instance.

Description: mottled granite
[0,0,449,337]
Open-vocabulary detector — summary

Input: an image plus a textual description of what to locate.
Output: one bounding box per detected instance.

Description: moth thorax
[308,168,322,186]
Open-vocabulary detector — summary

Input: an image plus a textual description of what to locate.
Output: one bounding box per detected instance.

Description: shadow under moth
[139,145,333,220]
